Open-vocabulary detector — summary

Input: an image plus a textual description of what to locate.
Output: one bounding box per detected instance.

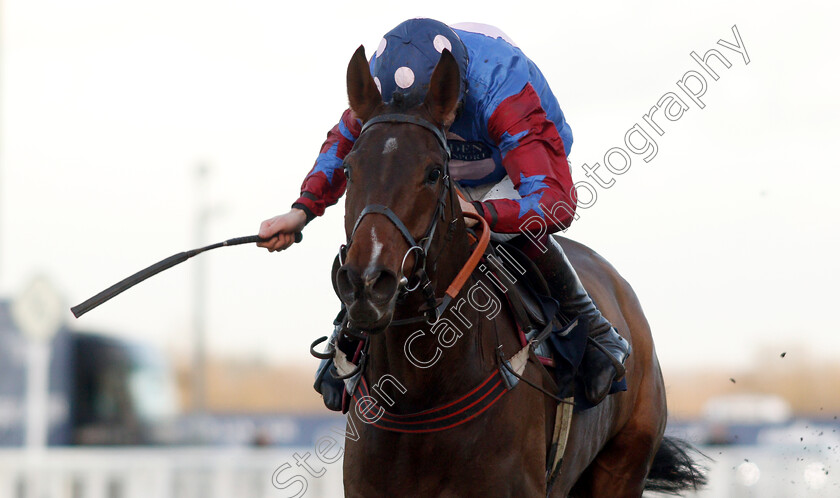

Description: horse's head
[334,45,462,333]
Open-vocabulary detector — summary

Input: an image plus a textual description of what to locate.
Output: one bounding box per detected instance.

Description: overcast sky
[1,0,837,373]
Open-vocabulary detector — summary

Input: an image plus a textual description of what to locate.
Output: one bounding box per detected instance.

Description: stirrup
[313,358,344,412]
[311,307,349,411]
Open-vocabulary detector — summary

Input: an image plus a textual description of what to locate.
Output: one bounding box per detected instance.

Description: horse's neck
[366,226,498,412]
[367,288,494,412]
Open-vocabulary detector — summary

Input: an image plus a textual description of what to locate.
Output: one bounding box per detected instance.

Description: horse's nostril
[364,268,399,304]
[337,264,398,305]
[335,266,360,302]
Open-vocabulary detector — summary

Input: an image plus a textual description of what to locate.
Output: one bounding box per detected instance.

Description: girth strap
[348,338,532,434]
[352,370,509,433]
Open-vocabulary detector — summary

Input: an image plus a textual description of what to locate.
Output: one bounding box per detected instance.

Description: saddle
[482,240,589,402]
[478,240,627,411]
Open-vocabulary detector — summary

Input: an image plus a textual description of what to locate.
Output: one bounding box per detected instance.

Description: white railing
[0,442,837,497]
[0,448,344,498]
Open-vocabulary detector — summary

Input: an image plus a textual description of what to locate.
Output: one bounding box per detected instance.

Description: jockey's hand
[258,209,306,252]
[458,196,480,228]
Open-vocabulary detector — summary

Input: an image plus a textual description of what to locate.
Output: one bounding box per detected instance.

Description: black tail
[644,436,708,495]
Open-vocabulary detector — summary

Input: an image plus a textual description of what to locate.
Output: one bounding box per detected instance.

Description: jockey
[258,19,630,409]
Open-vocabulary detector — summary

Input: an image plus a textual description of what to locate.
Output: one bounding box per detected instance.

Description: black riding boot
[313,321,346,412]
[528,236,631,405]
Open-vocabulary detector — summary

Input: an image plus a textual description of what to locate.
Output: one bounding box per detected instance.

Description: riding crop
[71,232,302,318]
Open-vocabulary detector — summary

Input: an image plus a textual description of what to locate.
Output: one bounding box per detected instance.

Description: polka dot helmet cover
[372,18,469,106]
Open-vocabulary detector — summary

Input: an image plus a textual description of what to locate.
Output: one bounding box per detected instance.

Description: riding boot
[527,236,631,405]
[313,319,346,412]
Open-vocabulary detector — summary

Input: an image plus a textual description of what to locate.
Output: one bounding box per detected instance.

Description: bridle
[337,113,460,326]
[318,110,490,385]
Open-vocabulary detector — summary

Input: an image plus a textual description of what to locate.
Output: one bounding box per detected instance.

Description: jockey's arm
[477,83,576,234]
[258,109,360,252]
[293,108,360,219]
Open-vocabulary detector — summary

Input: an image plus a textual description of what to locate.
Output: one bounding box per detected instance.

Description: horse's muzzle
[335,264,399,332]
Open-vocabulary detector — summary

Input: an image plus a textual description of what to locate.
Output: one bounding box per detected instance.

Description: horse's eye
[343,165,351,181]
[426,168,442,184]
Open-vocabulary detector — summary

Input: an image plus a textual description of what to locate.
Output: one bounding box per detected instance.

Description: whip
[71,233,301,318]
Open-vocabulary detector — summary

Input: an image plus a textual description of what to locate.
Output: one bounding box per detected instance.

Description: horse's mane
[389,90,465,121]
[390,91,420,111]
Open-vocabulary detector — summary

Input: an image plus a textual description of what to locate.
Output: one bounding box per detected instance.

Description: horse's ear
[347,45,381,122]
[424,49,461,127]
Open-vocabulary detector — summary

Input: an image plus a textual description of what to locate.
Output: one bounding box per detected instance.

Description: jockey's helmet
[372,18,469,107]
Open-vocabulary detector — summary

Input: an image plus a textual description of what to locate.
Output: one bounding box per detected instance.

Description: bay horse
[331,45,703,497]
